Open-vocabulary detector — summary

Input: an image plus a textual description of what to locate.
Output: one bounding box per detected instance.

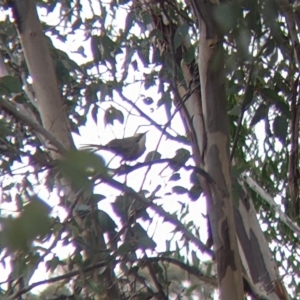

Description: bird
[82,132,147,161]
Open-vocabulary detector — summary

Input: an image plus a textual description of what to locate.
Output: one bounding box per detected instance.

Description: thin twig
[144,253,168,300]
[99,175,213,257]
[230,66,254,162]
[38,189,82,262]
[117,90,190,145]
[230,39,269,162]
[114,158,213,183]
[9,259,114,299]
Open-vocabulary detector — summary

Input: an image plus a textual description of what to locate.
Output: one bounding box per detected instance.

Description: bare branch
[242,173,300,237]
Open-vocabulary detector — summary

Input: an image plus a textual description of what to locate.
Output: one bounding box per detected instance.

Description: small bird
[82,132,147,161]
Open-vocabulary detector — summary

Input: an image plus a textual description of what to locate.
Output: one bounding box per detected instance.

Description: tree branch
[9,259,113,299]
[100,175,214,257]
[0,98,67,155]
[242,173,300,237]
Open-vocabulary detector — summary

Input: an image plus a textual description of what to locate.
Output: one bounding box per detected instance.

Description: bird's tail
[80,144,104,152]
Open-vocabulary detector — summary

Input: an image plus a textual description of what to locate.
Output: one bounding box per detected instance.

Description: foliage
[0,0,299,299]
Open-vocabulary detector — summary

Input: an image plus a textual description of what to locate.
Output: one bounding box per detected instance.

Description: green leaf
[134,224,156,250]
[157,92,172,118]
[149,28,164,41]
[144,150,161,162]
[236,27,251,58]
[2,197,51,252]
[45,256,61,272]
[190,171,200,185]
[250,103,268,127]
[231,164,247,179]
[112,194,149,222]
[173,24,189,49]
[144,74,155,90]
[172,185,188,195]
[273,115,288,144]
[91,104,98,124]
[13,94,27,104]
[100,34,122,62]
[261,88,283,103]
[214,3,240,33]
[104,106,124,126]
[56,60,71,84]
[58,150,107,191]
[112,195,129,222]
[116,242,133,256]
[137,236,157,250]
[170,173,181,181]
[0,120,11,137]
[232,179,243,208]
[0,76,22,94]
[274,100,290,118]
[263,38,276,57]
[243,85,254,108]
[245,6,260,32]
[132,59,138,71]
[205,262,213,276]
[170,148,190,171]
[15,194,23,211]
[92,194,106,203]
[191,250,200,266]
[85,83,99,104]
[124,11,135,36]
[189,185,202,201]
[97,210,117,233]
[228,104,241,116]
[143,97,153,105]
[122,47,135,73]
[186,284,201,295]
[90,35,102,63]
[3,183,15,191]
[184,45,195,64]
[76,45,86,57]
[71,18,82,31]
[141,10,152,26]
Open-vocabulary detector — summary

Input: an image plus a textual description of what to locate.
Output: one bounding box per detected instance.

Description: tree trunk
[7,1,120,299]
[138,0,290,298]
